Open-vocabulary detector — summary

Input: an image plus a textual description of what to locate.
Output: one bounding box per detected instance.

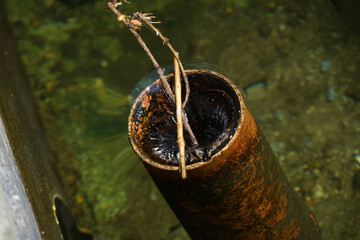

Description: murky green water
[4,0,360,239]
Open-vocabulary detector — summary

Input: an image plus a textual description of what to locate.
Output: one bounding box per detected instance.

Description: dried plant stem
[128,28,174,98]
[106,2,174,100]
[138,13,190,107]
[126,27,198,146]
[135,12,198,146]
[174,52,186,179]
[106,1,198,147]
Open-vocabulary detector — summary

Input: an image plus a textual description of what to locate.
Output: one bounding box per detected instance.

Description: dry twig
[174,52,186,179]
[106,1,174,101]
[134,12,190,108]
[106,0,199,177]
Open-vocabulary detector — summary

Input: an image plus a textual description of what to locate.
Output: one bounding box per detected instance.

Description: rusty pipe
[128,69,320,239]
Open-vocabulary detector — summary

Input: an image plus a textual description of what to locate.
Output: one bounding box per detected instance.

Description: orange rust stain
[130,81,319,239]
[222,124,292,237]
[276,193,287,220]
[140,94,151,109]
[257,199,272,220]
[272,220,300,240]
[309,213,320,231]
[130,84,174,149]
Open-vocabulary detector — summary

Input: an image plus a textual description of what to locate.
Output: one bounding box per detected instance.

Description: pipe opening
[129,70,241,166]
[54,197,93,240]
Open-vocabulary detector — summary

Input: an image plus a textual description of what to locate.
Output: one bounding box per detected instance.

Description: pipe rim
[128,69,246,172]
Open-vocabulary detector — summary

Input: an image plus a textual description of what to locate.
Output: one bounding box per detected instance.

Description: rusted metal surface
[128,69,320,239]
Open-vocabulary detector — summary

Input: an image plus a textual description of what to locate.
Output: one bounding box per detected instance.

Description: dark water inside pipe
[133,72,240,165]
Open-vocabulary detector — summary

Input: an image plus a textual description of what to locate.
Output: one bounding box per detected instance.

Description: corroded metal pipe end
[128,69,320,239]
[128,69,246,181]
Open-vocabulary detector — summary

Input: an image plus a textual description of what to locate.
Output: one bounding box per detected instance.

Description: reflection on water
[5,0,360,239]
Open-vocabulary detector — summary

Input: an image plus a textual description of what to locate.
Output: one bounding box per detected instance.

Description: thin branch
[106,0,198,151]
[136,12,190,108]
[106,1,174,100]
[128,28,175,99]
[128,24,199,146]
[174,52,186,179]
[134,12,199,146]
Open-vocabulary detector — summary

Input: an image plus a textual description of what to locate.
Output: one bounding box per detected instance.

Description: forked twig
[134,12,190,108]
[106,1,198,174]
